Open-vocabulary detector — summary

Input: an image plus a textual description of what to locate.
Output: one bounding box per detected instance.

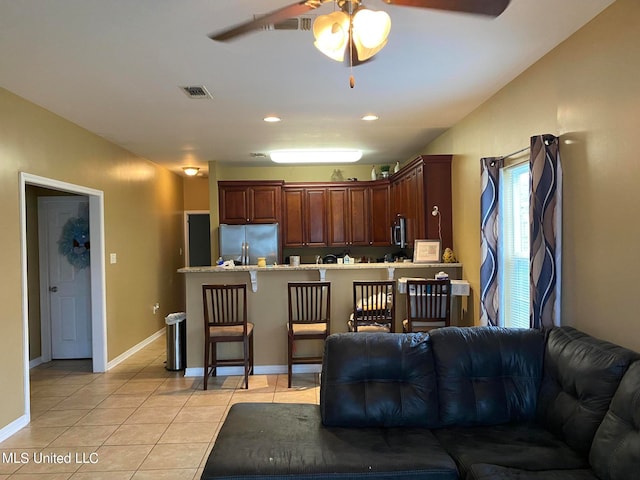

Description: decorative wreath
[58,217,91,269]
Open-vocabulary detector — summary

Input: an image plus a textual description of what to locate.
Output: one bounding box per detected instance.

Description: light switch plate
[110,253,117,264]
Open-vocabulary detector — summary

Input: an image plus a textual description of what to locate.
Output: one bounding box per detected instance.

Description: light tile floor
[0,337,320,479]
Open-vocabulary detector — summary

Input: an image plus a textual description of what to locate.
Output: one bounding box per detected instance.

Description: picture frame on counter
[413,239,442,263]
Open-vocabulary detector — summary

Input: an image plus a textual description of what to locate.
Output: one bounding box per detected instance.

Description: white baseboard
[106,328,166,371]
[29,357,44,369]
[184,364,322,377]
[0,414,30,443]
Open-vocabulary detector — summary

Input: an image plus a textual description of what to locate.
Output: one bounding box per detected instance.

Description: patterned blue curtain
[480,157,503,326]
[530,135,562,329]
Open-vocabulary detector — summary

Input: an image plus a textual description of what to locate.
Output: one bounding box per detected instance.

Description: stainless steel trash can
[165,312,186,371]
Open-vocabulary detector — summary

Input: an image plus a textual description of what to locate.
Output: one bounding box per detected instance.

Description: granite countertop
[178,262,462,273]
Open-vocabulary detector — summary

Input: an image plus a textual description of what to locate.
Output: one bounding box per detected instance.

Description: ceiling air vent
[259,15,314,31]
[180,85,212,99]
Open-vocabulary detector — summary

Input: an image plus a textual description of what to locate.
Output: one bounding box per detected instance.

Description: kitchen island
[179,263,468,377]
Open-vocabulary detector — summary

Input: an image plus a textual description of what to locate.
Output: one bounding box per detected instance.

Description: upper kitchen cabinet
[218,181,283,224]
[327,185,369,247]
[282,186,328,247]
[390,155,452,249]
[369,181,391,246]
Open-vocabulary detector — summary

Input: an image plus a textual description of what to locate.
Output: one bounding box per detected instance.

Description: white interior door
[39,196,92,359]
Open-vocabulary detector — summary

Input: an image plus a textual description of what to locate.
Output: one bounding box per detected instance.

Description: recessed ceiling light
[264,115,281,123]
[362,114,379,121]
[270,149,362,164]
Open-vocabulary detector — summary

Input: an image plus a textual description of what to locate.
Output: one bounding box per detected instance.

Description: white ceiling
[0,0,614,176]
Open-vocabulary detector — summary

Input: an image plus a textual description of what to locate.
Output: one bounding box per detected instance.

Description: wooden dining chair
[349,280,396,333]
[402,279,451,333]
[202,283,254,390]
[287,281,331,388]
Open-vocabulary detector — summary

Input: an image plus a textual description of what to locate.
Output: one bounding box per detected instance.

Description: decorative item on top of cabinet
[443,247,457,263]
[218,181,283,224]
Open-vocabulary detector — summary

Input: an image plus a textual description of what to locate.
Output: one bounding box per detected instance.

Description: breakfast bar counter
[179,263,468,377]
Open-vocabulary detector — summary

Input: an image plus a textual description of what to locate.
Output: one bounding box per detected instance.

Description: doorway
[19,173,107,419]
[184,211,211,267]
[38,196,93,360]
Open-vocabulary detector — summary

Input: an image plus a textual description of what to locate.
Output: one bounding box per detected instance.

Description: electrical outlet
[110,253,117,264]
[153,303,160,315]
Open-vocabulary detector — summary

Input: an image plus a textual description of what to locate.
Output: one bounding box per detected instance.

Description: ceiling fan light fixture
[351,9,390,60]
[270,149,362,164]
[313,6,391,62]
[313,11,350,62]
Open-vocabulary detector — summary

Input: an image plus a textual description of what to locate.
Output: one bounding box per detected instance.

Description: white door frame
[19,172,107,416]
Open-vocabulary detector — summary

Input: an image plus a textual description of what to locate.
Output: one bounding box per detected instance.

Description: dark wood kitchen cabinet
[369,181,391,246]
[390,155,452,249]
[327,186,369,247]
[282,186,328,247]
[218,181,283,224]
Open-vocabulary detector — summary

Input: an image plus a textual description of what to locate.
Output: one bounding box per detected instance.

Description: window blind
[499,163,530,329]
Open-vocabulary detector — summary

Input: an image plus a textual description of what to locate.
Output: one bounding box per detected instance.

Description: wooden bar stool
[202,283,254,390]
[349,280,396,333]
[287,281,331,388]
[402,279,451,333]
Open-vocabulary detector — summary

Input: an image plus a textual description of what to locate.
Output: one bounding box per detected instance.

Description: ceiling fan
[210,0,511,86]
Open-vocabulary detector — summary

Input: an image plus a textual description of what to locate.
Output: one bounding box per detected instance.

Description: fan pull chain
[348,15,355,88]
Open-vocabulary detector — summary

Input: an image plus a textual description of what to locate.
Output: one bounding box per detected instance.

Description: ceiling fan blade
[210,1,323,41]
[383,0,511,17]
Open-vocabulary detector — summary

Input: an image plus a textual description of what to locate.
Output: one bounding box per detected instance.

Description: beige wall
[213,163,377,183]
[423,0,640,351]
[0,88,185,431]
[183,176,210,211]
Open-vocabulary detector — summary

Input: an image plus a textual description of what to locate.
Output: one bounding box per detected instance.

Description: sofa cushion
[589,360,640,480]
[467,463,598,480]
[202,402,458,480]
[433,423,589,478]
[429,327,545,426]
[320,332,438,427]
[537,327,640,453]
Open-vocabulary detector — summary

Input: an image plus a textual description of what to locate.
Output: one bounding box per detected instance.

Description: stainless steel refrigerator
[219,223,279,265]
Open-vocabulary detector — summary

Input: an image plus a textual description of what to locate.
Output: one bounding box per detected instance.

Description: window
[499,162,530,328]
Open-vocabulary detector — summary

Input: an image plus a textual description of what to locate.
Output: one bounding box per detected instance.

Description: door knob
[49,286,58,292]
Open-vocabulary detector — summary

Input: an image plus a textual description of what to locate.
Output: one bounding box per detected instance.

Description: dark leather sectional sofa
[201,326,640,480]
